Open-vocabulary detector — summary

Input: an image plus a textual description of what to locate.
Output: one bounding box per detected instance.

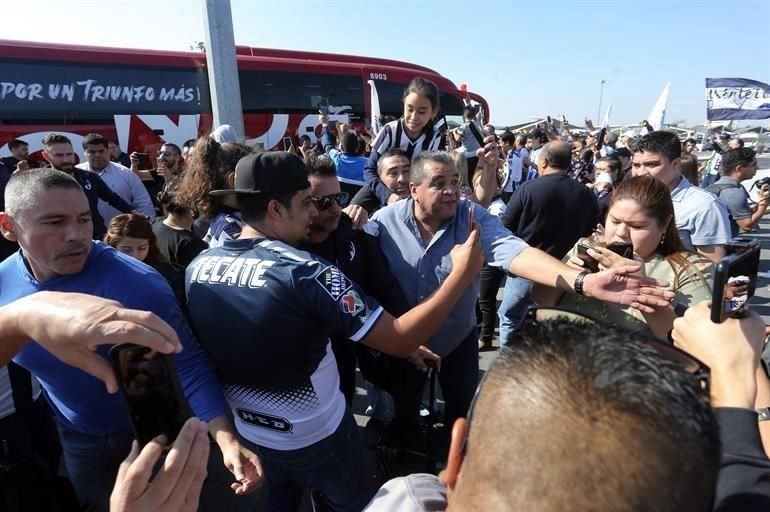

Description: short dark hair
[731,138,745,148]
[515,134,528,147]
[530,128,547,144]
[455,317,719,511]
[463,106,475,119]
[632,131,681,163]
[41,133,73,148]
[161,143,182,155]
[614,147,632,159]
[340,132,359,154]
[183,139,197,149]
[721,147,757,176]
[238,191,296,225]
[81,133,110,150]
[377,148,408,175]
[499,131,516,146]
[684,138,697,145]
[597,156,622,175]
[8,139,28,151]
[305,154,337,178]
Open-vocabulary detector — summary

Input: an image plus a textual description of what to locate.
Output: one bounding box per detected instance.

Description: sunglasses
[460,306,709,456]
[310,192,349,210]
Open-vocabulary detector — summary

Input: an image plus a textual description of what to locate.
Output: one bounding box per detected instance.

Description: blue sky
[4,0,769,126]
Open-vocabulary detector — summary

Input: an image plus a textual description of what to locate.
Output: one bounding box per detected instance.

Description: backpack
[706,181,741,237]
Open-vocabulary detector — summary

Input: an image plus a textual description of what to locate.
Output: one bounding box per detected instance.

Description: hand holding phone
[576,242,600,273]
[711,239,760,323]
[110,344,192,446]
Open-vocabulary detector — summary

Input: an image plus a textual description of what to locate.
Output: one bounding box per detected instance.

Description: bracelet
[574,271,589,296]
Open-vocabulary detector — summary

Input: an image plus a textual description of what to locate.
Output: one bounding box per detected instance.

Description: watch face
[757,408,770,422]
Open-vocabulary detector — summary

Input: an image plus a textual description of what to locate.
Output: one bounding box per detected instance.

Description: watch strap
[574,271,589,296]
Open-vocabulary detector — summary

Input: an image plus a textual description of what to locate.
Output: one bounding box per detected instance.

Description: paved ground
[207,156,770,510]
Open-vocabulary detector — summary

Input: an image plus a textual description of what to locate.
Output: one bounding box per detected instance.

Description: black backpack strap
[706,182,740,197]
[467,121,485,147]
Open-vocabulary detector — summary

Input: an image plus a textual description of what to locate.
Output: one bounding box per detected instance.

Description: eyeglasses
[310,192,349,210]
[460,306,709,456]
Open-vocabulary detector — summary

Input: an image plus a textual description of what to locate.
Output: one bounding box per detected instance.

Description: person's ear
[267,198,285,221]
[410,182,418,199]
[0,213,19,242]
[439,417,467,496]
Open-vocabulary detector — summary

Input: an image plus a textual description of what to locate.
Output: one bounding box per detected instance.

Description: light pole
[597,79,607,122]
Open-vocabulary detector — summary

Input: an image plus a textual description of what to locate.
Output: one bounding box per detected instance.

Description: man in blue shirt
[186,151,484,511]
[0,169,262,511]
[371,148,676,446]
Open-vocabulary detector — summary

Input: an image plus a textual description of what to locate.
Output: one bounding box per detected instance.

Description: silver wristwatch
[756,408,770,422]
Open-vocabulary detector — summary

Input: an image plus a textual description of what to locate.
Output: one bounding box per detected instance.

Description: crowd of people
[0,75,769,512]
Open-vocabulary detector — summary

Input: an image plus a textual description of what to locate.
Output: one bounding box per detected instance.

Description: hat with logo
[209,151,310,197]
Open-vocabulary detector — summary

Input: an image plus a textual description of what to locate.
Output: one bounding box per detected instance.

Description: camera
[752,177,770,191]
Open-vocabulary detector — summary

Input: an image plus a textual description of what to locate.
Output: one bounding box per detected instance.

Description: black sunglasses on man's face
[310,192,349,210]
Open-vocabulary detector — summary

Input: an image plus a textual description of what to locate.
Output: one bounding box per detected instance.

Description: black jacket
[303,214,407,315]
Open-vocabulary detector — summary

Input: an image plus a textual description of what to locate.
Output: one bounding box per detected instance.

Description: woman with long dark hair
[174,137,253,246]
[104,214,186,304]
[533,175,712,338]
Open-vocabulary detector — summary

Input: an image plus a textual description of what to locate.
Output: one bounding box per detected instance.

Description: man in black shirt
[1,139,29,171]
[301,156,411,404]
[498,141,598,343]
[41,134,134,240]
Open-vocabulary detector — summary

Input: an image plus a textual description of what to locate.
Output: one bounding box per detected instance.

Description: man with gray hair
[0,169,263,511]
[370,141,675,451]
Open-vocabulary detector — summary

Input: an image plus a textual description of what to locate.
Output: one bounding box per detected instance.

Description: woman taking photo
[532,175,712,339]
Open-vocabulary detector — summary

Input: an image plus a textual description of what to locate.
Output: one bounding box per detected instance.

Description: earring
[660,236,665,246]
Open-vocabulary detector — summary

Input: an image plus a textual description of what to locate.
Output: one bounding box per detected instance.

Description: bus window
[368,80,464,120]
[239,70,364,116]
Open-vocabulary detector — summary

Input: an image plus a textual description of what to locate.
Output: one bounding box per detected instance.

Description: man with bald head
[497,141,599,343]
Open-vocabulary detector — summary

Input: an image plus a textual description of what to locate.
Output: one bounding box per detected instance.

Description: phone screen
[607,242,634,259]
[711,240,760,323]
[110,344,191,446]
[468,204,474,237]
[576,243,600,272]
[283,137,293,151]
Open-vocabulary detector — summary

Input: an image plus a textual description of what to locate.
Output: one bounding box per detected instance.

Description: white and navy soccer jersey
[363,118,446,205]
[185,238,384,450]
[370,119,445,162]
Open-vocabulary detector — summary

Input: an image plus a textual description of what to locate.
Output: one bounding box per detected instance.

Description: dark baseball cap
[209,151,310,197]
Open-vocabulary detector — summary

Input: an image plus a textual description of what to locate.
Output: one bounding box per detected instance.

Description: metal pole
[201,0,244,138]
[597,79,606,123]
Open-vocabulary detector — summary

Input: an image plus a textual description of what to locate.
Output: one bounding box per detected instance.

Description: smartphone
[468,204,474,237]
[109,344,192,446]
[711,238,760,323]
[132,152,150,169]
[282,137,293,151]
[576,242,600,272]
[607,242,634,259]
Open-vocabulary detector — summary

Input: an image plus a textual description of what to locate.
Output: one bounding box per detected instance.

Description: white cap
[623,130,638,139]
